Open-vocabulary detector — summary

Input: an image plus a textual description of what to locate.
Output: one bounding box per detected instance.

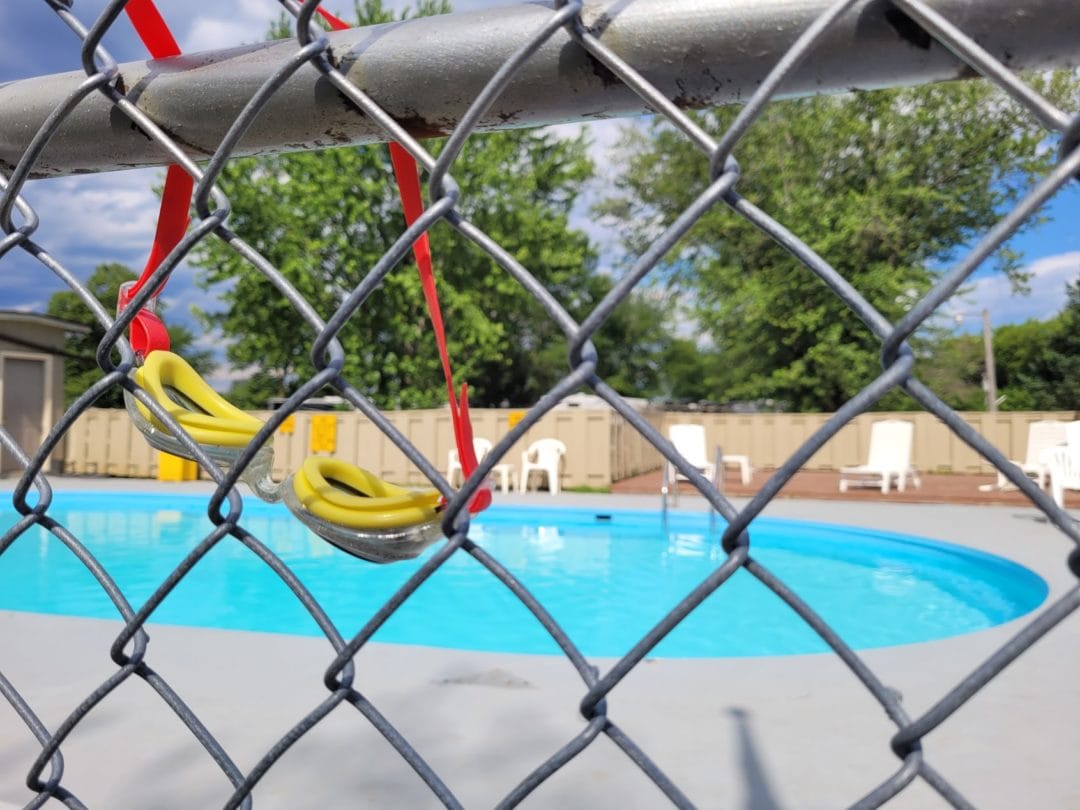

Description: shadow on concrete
[729,707,784,810]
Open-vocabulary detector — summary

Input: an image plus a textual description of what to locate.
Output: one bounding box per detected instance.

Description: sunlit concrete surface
[2,480,1078,808]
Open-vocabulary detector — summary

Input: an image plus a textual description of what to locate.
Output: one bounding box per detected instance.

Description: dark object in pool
[595,514,612,521]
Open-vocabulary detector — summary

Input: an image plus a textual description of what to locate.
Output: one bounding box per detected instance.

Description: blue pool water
[0,493,1047,657]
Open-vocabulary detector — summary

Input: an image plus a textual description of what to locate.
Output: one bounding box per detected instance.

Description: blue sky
[0,0,1077,388]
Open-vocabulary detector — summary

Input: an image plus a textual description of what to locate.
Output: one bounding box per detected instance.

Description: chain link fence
[2,0,1080,806]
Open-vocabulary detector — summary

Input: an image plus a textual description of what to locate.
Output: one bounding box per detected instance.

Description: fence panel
[54,407,1080,482]
[2,1,1079,808]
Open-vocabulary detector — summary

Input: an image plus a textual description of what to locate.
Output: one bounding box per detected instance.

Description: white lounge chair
[447,437,515,494]
[667,423,752,489]
[519,438,566,495]
[839,419,921,494]
[992,419,1068,491]
[1047,421,1080,509]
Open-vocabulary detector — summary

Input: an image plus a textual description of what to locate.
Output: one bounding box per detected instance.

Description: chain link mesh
[2,0,1080,806]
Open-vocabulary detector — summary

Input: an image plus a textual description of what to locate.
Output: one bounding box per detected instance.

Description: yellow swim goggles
[125,351,445,563]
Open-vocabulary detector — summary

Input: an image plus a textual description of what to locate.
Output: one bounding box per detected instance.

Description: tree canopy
[990,280,1078,411]
[167,3,1080,414]
[598,73,1079,412]
[190,0,679,409]
[46,262,213,407]
[915,279,1079,412]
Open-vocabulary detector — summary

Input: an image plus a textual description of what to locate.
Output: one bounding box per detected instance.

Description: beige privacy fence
[58,406,635,488]
[57,407,1078,486]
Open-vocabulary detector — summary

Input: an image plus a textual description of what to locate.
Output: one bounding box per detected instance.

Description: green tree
[598,73,1079,411]
[1045,279,1080,409]
[897,278,1080,412]
[193,0,602,409]
[583,277,676,398]
[914,331,987,411]
[654,338,718,402]
[994,280,1080,410]
[46,263,214,407]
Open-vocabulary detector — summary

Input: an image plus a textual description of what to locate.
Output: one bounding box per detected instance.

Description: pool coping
[2,484,1078,808]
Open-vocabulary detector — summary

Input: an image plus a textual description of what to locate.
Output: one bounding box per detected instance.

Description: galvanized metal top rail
[3,0,1080,177]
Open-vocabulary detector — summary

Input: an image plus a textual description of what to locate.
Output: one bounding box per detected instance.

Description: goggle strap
[122,1,189,356]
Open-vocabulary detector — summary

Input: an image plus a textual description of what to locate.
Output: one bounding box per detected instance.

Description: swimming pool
[0,493,1047,657]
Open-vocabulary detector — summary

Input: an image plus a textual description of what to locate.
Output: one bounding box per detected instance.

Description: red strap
[117,282,171,356]
[314,6,349,31]
[125,0,181,59]
[123,0,192,356]
[388,146,491,512]
[129,164,194,301]
[319,6,490,513]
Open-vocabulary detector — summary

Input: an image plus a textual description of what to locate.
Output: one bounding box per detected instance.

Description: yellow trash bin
[157,451,198,481]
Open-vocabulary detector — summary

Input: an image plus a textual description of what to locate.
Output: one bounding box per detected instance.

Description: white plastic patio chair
[667,423,752,489]
[993,419,1068,490]
[447,438,516,494]
[839,419,921,494]
[519,438,566,495]
[1048,421,1080,508]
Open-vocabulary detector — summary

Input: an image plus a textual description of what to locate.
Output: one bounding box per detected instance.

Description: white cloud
[161,282,215,321]
[206,362,257,393]
[175,0,511,54]
[545,119,628,156]
[161,0,280,52]
[185,18,262,52]
[21,170,163,256]
[4,167,221,333]
[947,252,1080,327]
[545,117,645,270]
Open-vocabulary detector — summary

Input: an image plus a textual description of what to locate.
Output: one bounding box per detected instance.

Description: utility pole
[982,308,998,413]
[955,309,999,412]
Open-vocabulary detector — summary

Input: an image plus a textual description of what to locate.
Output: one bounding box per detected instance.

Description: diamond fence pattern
[2,0,1080,807]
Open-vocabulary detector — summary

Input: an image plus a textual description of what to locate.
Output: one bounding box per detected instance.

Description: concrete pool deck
[1,479,1078,808]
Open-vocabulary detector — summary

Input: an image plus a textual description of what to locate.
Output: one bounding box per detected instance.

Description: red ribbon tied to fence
[119,0,192,357]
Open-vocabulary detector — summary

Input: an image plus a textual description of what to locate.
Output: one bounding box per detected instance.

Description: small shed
[0,311,91,476]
